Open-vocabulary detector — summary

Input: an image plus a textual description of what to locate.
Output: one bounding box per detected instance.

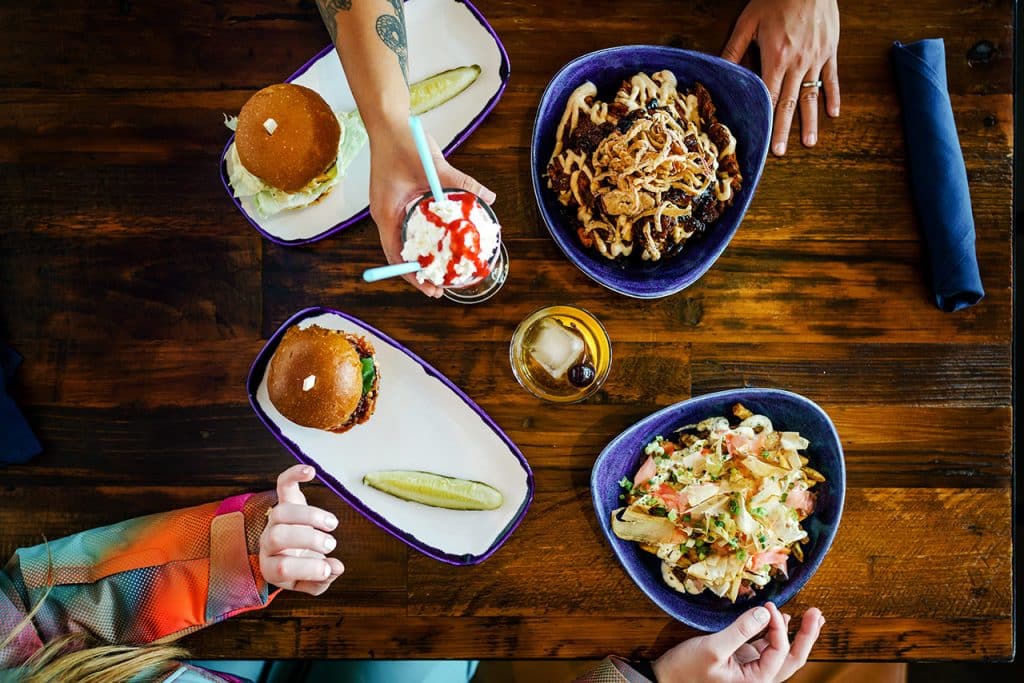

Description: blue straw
[409,115,444,203]
[362,261,423,283]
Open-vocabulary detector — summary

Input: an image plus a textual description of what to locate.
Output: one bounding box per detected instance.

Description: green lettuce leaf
[251,163,339,217]
[336,109,369,175]
[225,109,367,218]
[360,357,376,394]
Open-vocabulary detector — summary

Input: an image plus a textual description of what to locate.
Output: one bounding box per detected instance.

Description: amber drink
[509,305,612,403]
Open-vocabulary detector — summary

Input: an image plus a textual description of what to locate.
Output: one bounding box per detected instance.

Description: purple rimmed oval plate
[221,0,510,246]
[248,307,534,565]
[591,388,845,631]
[531,45,771,298]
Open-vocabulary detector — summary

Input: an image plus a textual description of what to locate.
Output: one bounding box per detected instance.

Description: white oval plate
[220,0,510,245]
[248,307,534,564]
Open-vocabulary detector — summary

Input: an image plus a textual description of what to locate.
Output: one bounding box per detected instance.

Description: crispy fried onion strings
[547,71,741,261]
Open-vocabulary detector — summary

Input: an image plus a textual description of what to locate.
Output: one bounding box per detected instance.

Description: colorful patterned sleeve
[0,491,280,669]
[573,656,655,683]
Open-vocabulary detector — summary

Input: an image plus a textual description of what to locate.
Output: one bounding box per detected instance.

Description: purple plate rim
[220,0,511,247]
[529,44,771,299]
[247,306,535,565]
[590,387,846,629]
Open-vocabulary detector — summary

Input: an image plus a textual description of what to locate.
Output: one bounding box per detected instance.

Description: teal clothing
[187,660,479,682]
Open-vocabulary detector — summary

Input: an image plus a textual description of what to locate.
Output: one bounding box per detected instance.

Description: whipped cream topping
[431,198,464,224]
[400,192,501,288]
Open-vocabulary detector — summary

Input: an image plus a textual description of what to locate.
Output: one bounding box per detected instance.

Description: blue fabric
[890,38,985,312]
[184,660,479,683]
[302,660,478,683]
[0,345,41,465]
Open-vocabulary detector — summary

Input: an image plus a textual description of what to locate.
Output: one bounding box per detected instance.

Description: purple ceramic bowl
[591,388,845,631]
[247,306,534,565]
[531,45,772,298]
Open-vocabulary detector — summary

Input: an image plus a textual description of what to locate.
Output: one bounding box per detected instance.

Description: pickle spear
[363,470,503,511]
[411,65,481,116]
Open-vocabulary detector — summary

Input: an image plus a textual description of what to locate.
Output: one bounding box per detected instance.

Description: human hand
[722,0,840,155]
[259,464,345,596]
[652,602,825,682]
[368,126,496,297]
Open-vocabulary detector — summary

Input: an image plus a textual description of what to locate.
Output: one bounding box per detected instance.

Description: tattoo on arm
[376,0,409,84]
[315,1,408,85]
[315,0,352,45]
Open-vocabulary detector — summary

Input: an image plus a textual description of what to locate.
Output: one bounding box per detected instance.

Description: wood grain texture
[0,0,1013,663]
[178,615,1012,661]
[0,401,1010,491]
[260,239,1012,345]
[404,489,1011,619]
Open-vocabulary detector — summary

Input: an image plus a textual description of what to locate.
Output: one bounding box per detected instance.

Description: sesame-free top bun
[267,325,377,433]
[235,83,341,193]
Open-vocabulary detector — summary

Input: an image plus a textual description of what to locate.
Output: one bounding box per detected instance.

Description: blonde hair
[0,542,188,683]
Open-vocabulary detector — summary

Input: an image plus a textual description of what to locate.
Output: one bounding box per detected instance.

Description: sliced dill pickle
[363,470,503,510]
[410,65,482,116]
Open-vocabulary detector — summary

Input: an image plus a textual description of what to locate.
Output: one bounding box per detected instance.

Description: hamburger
[267,325,379,433]
[224,83,367,218]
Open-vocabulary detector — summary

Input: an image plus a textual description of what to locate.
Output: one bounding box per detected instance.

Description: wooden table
[0,0,1013,663]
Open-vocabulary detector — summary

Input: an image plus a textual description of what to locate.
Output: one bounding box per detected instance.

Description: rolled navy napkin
[1,344,42,465]
[891,38,985,312]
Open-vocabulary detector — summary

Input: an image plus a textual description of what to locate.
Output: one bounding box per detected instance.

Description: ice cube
[528,318,584,379]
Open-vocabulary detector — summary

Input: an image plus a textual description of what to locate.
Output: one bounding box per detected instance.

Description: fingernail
[753,606,769,623]
[773,143,786,155]
[805,133,817,146]
[324,514,339,530]
[323,535,337,552]
[303,466,314,476]
[818,615,826,628]
[322,563,331,579]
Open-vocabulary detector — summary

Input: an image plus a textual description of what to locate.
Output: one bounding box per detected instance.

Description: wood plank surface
[178,615,1012,661]
[0,0,1014,664]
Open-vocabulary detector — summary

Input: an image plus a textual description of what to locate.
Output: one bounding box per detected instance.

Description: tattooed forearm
[315,0,352,45]
[377,0,409,83]
[315,1,408,84]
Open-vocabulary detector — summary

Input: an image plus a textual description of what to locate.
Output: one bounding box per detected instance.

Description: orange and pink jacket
[0,491,646,682]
